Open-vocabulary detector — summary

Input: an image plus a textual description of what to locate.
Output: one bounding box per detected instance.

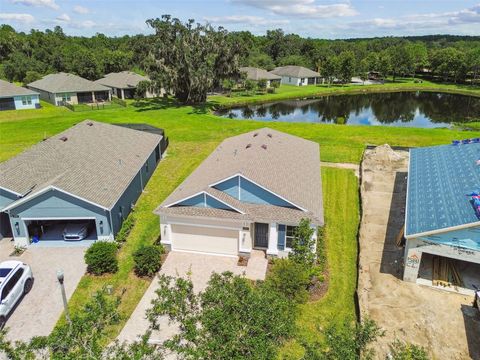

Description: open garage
[24,219,97,242]
[0,120,167,247]
[171,224,239,256]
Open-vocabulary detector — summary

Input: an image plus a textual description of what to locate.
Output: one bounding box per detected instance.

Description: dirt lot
[358,145,480,360]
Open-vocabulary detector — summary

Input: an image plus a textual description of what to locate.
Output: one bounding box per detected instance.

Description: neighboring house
[270,66,321,86]
[155,128,323,258]
[95,71,160,99]
[0,80,40,111]
[239,67,281,88]
[403,141,480,294]
[0,120,168,247]
[27,73,111,106]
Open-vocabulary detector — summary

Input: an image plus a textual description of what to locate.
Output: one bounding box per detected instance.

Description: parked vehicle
[63,222,90,241]
[0,260,34,329]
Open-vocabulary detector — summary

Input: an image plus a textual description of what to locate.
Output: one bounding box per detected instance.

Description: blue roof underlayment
[406,142,480,239]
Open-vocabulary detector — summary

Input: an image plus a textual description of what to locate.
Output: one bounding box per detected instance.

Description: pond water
[216,91,480,128]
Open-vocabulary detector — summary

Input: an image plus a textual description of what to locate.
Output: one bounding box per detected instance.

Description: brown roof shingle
[28,73,110,93]
[0,120,162,209]
[157,128,323,225]
[0,79,39,98]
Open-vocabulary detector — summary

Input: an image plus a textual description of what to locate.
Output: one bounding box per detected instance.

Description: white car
[0,260,33,329]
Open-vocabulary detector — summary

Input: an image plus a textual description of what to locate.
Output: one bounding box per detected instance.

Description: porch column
[121,89,125,100]
[267,223,278,256]
[160,222,172,246]
[403,243,422,282]
[91,91,95,103]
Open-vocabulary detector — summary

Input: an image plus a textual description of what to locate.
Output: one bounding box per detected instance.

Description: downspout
[108,210,114,240]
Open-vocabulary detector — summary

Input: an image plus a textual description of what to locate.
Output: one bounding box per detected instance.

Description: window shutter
[277,224,286,251]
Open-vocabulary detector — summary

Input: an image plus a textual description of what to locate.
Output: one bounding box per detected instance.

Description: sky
[0,0,479,39]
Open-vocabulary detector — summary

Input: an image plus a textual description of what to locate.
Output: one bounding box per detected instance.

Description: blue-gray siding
[175,193,236,211]
[277,224,286,250]
[213,176,296,208]
[7,189,110,238]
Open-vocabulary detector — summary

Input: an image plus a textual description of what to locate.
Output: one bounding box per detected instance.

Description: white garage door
[172,224,238,255]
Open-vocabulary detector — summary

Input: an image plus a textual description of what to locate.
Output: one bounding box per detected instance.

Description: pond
[216,91,480,128]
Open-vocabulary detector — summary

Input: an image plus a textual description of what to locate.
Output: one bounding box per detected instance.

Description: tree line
[1,18,479,104]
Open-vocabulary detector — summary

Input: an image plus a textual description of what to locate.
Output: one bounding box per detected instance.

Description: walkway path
[320,161,359,177]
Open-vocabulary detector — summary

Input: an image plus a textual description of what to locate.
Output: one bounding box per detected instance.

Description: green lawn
[280,167,360,358]
[0,80,478,346]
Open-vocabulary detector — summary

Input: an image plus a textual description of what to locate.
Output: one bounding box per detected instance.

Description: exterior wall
[280,76,301,86]
[28,87,56,105]
[404,234,480,282]
[0,188,19,210]
[159,215,318,258]
[6,189,111,247]
[13,95,39,110]
[110,146,160,235]
[213,175,295,207]
[55,92,79,105]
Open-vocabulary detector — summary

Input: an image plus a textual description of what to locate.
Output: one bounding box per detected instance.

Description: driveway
[117,251,267,344]
[0,239,86,342]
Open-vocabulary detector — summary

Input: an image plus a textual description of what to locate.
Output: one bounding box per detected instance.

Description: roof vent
[246,144,252,149]
[86,122,93,126]
[267,133,272,138]
[253,133,258,137]
[59,136,68,142]
[261,144,267,150]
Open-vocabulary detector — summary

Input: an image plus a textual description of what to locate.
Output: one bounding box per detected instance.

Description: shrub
[85,241,118,275]
[115,215,135,243]
[316,226,327,272]
[389,339,429,360]
[133,245,163,277]
[265,258,311,304]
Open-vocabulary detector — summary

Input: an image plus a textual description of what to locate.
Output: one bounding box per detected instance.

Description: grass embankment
[280,167,360,358]
[210,78,480,107]
[0,79,478,344]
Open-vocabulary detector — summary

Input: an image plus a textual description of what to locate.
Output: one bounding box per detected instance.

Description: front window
[61,93,71,102]
[22,96,31,105]
[285,225,297,249]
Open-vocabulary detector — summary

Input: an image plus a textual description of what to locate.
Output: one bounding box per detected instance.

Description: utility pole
[56,269,71,325]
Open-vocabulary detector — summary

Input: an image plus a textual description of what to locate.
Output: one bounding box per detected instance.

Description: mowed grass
[280,167,360,358]
[0,81,478,344]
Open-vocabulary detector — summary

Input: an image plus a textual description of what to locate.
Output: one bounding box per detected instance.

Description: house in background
[239,67,281,88]
[270,66,321,86]
[0,79,40,111]
[156,128,323,258]
[27,73,111,106]
[403,141,480,295]
[0,120,168,247]
[95,71,160,99]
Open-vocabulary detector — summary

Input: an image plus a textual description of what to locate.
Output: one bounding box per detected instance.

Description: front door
[254,223,269,248]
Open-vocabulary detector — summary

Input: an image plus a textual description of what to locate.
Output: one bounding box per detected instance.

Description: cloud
[11,0,59,10]
[204,15,290,26]
[73,5,90,14]
[346,3,480,31]
[0,12,35,23]
[231,0,357,18]
[56,13,71,22]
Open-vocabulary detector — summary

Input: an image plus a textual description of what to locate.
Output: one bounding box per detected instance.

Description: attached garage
[171,224,239,256]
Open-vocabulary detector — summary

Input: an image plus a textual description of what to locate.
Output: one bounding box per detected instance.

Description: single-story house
[0,79,40,111]
[403,141,480,294]
[95,71,160,99]
[270,66,321,86]
[0,120,168,247]
[239,67,281,87]
[27,73,111,106]
[155,128,323,258]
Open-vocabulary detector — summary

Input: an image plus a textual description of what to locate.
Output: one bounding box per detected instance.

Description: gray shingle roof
[95,71,149,89]
[0,79,39,98]
[271,66,320,78]
[156,128,323,225]
[27,73,110,93]
[239,67,281,81]
[0,120,162,209]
